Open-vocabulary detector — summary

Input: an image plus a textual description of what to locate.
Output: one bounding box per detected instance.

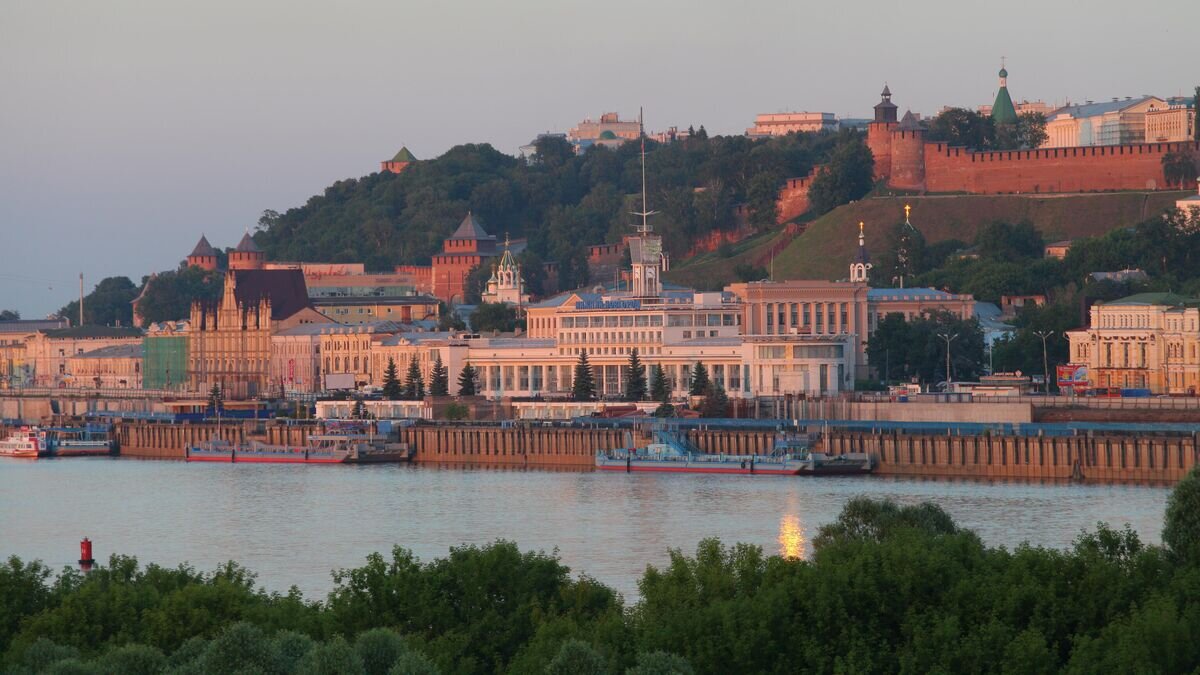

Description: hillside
[667,191,1190,289]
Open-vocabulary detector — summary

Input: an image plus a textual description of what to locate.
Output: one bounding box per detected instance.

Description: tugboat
[0,428,42,458]
[596,427,873,476]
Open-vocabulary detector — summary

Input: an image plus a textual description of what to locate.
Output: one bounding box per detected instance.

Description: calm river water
[0,458,1173,600]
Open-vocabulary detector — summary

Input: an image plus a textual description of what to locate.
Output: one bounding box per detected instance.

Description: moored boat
[41,425,115,457]
[0,428,42,458]
[185,422,412,464]
[596,428,873,476]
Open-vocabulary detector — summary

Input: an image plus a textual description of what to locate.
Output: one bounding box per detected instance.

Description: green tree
[1163,466,1200,563]
[649,364,670,403]
[976,221,1044,261]
[382,358,402,400]
[624,349,647,401]
[429,354,449,396]
[1016,111,1048,149]
[0,310,19,320]
[58,276,139,327]
[572,352,596,401]
[443,402,469,421]
[871,219,927,286]
[207,384,223,412]
[1195,86,1200,142]
[867,312,985,385]
[469,302,518,333]
[732,263,768,282]
[699,381,729,418]
[1162,151,1198,189]
[437,303,466,332]
[134,266,223,326]
[807,131,875,216]
[926,108,993,149]
[687,363,710,396]
[545,639,606,675]
[746,172,781,229]
[403,355,424,400]
[627,651,695,675]
[456,363,478,396]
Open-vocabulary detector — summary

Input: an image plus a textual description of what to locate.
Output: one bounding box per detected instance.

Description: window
[620,315,634,327]
[757,346,786,359]
[649,315,663,327]
[562,317,574,328]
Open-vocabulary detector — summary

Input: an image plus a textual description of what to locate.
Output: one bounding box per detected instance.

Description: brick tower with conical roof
[228,232,265,270]
[186,235,219,271]
[381,147,417,174]
[867,84,900,181]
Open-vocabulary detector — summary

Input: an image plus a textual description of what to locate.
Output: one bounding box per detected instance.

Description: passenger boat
[0,428,42,458]
[595,428,873,476]
[186,422,413,464]
[41,425,114,457]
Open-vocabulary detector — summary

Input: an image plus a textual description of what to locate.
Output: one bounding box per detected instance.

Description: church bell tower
[850,221,872,283]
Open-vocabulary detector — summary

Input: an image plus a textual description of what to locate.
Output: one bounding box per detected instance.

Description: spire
[850,221,871,282]
[874,83,898,123]
[991,59,1018,126]
[235,232,261,253]
[189,234,217,258]
[904,204,913,228]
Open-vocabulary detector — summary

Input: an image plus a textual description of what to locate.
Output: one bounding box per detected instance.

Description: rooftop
[235,232,262,253]
[1103,292,1196,307]
[188,235,218,258]
[1050,96,1156,120]
[0,319,69,334]
[389,146,417,163]
[43,326,143,339]
[75,344,143,359]
[448,213,496,241]
[868,288,963,301]
[311,295,439,306]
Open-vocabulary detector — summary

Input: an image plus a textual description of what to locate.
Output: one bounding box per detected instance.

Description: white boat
[0,428,42,458]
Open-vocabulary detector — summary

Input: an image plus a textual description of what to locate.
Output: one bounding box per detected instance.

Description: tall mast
[633,106,656,234]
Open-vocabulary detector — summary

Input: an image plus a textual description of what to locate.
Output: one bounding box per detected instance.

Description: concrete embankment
[112,421,1196,483]
[826,430,1198,484]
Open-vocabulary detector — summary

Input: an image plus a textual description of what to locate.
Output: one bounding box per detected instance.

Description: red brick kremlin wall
[922,140,1200,194]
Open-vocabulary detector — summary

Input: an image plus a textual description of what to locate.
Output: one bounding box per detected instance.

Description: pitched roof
[188,235,217,258]
[449,213,496,241]
[0,319,69,334]
[43,326,143,339]
[235,232,261,253]
[228,269,313,320]
[1049,96,1157,120]
[1103,292,1194,307]
[897,110,921,131]
[991,85,1018,126]
[75,344,143,359]
[390,147,417,162]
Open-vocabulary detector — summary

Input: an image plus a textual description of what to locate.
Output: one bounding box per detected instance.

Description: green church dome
[598,130,618,140]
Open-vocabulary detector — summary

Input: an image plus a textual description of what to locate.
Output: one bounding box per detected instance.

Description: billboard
[1056,364,1089,391]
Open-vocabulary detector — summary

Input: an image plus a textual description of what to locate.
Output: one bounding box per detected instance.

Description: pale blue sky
[2,0,1197,317]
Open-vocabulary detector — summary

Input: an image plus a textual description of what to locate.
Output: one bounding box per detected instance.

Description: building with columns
[1067,293,1200,394]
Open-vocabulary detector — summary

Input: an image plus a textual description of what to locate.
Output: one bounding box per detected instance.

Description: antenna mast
[632,106,656,233]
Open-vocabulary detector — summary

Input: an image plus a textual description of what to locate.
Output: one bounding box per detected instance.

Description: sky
[2,0,1197,318]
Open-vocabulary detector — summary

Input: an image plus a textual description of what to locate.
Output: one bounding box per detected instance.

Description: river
[0,458,1172,601]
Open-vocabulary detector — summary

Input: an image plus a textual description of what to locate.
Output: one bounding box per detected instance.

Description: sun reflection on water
[778,514,806,559]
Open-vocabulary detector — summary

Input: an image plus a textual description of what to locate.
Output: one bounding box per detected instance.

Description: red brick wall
[380,161,410,174]
[922,140,1200,194]
[776,174,815,223]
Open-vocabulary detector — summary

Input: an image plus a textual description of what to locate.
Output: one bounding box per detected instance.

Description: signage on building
[574,299,642,310]
[1057,364,1089,391]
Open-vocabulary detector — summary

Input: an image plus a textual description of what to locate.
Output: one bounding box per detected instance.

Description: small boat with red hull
[596,428,872,476]
[0,428,42,458]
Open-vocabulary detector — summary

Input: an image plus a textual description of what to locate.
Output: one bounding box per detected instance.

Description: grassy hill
[666,191,1189,289]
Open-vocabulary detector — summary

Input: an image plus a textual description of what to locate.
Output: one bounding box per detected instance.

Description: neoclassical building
[1067,293,1200,394]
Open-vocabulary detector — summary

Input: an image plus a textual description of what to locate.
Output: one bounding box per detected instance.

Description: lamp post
[937,332,959,391]
[1034,330,1055,393]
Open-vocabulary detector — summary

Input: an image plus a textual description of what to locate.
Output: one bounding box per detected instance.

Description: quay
[108,419,1200,484]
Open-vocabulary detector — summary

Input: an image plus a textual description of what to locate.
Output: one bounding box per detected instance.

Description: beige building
[319,321,406,389]
[1145,102,1195,143]
[312,295,439,325]
[269,323,345,395]
[0,319,68,388]
[26,327,143,388]
[188,269,326,399]
[68,344,143,389]
[1043,96,1167,148]
[1066,293,1200,394]
[746,112,837,137]
[568,112,640,150]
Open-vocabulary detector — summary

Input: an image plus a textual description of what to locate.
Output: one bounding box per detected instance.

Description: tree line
[5,469,1200,673]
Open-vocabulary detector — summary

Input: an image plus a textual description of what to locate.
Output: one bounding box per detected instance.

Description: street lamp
[1033,330,1055,393]
[937,332,959,391]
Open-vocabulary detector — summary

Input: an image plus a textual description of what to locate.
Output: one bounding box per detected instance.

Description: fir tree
[623,349,647,401]
[381,358,402,400]
[572,352,596,401]
[429,354,449,396]
[700,381,730,418]
[649,364,670,403]
[457,362,478,396]
[688,362,710,396]
[207,384,223,412]
[352,398,366,419]
[403,354,425,400]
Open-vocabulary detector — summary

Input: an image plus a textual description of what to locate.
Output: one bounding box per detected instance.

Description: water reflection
[778,514,805,559]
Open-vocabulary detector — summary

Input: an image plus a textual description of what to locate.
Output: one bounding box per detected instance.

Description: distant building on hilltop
[1145,97,1196,143]
[746,112,838,138]
[381,146,417,174]
[568,112,640,152]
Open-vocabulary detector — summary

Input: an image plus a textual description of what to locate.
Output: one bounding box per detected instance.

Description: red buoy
[79,538,95,568]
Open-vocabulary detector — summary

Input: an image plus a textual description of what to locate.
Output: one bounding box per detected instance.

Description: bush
[443,403,470,421]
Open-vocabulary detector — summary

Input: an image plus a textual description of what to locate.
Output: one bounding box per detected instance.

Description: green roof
[1104,292,1197,307]
[598,130,618,140]
[390,147,417,163]
[992,87,1017,125]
